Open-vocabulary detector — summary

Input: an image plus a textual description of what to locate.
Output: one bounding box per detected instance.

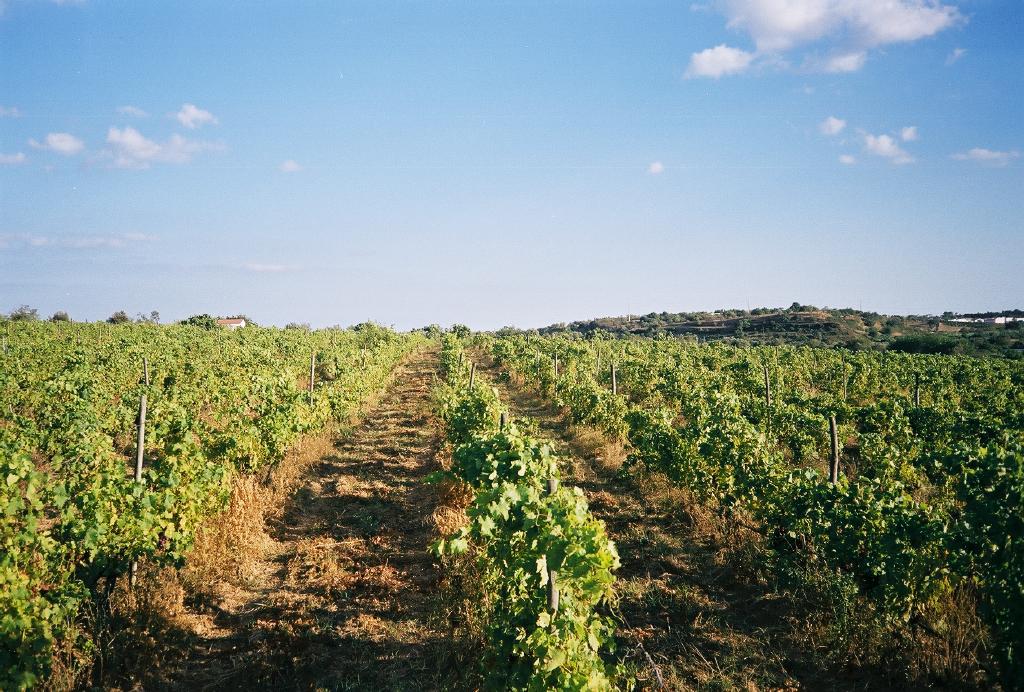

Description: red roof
[216,318,245,325]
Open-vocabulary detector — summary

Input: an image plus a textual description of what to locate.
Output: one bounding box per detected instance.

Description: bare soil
[144,348,453,691]
[473,353,900,691]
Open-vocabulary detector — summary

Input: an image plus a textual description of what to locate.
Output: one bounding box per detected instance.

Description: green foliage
[949,438,1024,683]
[7,305,38,322]
[491,333,1024,681]
[106,311,131,324]
[1,445,84,691]
[434,337,619,689]
[0,320,419,683]
[179,313,217,329]
[889,334,962,355]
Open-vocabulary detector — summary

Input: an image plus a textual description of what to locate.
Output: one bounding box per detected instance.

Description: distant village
[948,316,1024,324]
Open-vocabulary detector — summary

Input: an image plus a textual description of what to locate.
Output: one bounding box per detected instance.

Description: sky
[1,0,1022,329]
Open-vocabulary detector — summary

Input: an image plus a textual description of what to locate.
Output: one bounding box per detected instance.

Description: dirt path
[474,354,865,691]
[160,348,450,691]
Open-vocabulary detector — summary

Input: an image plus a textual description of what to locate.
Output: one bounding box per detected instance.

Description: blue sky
[1,0,1021,329]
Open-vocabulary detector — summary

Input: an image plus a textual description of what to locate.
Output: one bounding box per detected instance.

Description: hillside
[529,305,1024,357]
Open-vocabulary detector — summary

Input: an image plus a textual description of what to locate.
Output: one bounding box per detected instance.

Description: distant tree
[136,311,160,324]
[889,334,962,355]
[180,314,217,330]
[352,321,383,331]
[9,305,39,321]
[50,311,71,322]
[107,310,131,324]
[450,324,471,338]
[285,322,311,331]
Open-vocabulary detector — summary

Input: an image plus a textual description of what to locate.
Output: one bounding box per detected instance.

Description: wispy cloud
[0,105,21,117]
[952,148,1020,166]
[105,126,224,169]
[819,116,846,136]
[117,105,148,117]
[28,132,84,155]
[0,152,26,165]
[839,154,856,165]
[279,159,302,173]
[243,263,298,273]
[687,0,963,78]
[863,132,914,164]
[946,47,967,65]
[901,126,918,142]
[0,232,155,250]
[648,161,665,175]
[818,51,867,73]
[685,44,755,78]
[175,103,218,129]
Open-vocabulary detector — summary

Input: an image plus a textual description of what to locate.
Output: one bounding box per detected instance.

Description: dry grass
[183,432,339,595]
[62,352,443,691]
[475,352,998,691]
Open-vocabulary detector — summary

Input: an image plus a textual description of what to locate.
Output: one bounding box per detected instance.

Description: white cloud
[648,161,665,174]
[62,233,154,249]
[0,232,154,250]
[117,105,148,117]
[244,263,297,273]
[28,132,84,155]
[952,148,1020,166]
[863,132,914,164]
[0,105,21,117]
[819,115,846,135]
[279,159,302,173]
[839,154,856,165]
[821,50,867,73]
[946,47,966,65]
[685,44,755,78]
[692,0,963,76]
[901,126,918,141]
[106,126,223,169]
[0,152,26,164]
[175,103,218,129]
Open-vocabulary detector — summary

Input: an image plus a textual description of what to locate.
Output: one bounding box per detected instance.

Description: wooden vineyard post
[545,477,560,615]
[309,351,316,405]
[143,357,150,386]
[829,415,840,485]
[611,363,618,396]
[130,392,147,587]
[914,373,921,407]
[468,362,476,390]
[553,354,559,379]
[499,411,507,431]
[135,395,147,489]
[762,362,772,430]
[596,352,602,376]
